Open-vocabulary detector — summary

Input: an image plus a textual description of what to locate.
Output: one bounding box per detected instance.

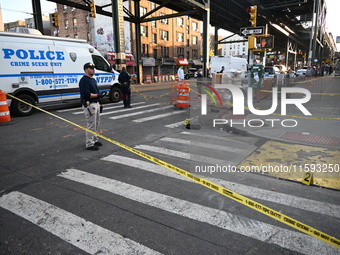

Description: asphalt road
[0,88,339,254]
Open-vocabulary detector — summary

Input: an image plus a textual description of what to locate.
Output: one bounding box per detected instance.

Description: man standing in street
[79,62,106,151]
[118,67,132,108]
[177,66,185,81]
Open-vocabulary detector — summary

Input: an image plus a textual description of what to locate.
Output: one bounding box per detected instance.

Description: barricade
[154,75,158,83]
[175,74,179,81]
[175,82,190,108]
[145,75,152,84]
[0,90,11,123]
[163,75,168,82]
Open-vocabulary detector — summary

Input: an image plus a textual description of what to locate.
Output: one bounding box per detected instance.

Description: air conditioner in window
[65,26,69,30]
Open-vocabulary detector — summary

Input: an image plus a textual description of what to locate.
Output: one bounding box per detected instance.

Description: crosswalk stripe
[160,137,249,154]
[164,117,197,128]
[101,102,159,116]
[134,144,228,165]
[180,131,250,145]
[58,169,337,255]
[0,191,162,255]
[101,155,340,218]
[108,105,174,120]
[72,102,148,115]
[132,110,186,123]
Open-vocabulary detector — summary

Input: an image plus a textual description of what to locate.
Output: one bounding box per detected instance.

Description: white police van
[0,31,121,116]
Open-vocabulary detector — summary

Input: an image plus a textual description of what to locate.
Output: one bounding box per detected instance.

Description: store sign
[142,57,155,66]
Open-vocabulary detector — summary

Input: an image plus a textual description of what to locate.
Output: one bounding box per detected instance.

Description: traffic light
[260,36,274,49]
[52,12,59,27]
[248,35,257,50]
[246,5,257,27]
[89,1,96,18]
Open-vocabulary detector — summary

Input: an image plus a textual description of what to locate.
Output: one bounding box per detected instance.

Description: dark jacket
[118,71,131,84]
[79,75,99,102]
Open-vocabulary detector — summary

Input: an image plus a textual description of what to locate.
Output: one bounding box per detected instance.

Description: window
[160,13,168,24]
[177,17,184,27]
[92,55,111,72]
[186,25,190,34]
[73,18,77,27]
[161,30,169,41]
[63,5,67,13]
[161,46,169,56]
[86,15,90,24]
[140,7,147,16]
[177,32,184,42]
[177,47,184,57]
[142,44,148,56]
[65,19,69,29]
[187,39,190,47]
[141,25,148,37]
[192,22,198,31]
[152,20,157,28]
[151,3,157,9]
[192,36,198,44]
[152,34,157,44]
[192,49,198,59]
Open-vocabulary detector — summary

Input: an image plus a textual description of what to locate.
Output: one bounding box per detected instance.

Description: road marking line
[58,169,338,255]
[134,145,229,165]
[133,111,186,123]
[108,105,174,120]
[101,155,340,218]
[180,131,251,145]
[101,102,158,116]
[71,102,148,115]
[160,137,249,154]
[0,191,161,255]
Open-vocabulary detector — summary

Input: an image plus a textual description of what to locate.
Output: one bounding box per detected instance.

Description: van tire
[11,94,36,116]
[109,87,121,103]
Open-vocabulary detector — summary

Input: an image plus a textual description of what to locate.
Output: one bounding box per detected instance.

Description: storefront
[107,51,137,73]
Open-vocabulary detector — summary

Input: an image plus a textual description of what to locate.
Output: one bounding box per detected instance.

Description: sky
[0,0,339,49]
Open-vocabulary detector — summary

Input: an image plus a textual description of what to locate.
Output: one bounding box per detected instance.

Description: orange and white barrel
[146,75,152,84]
[176,82,190,108]
[0,90,11,123]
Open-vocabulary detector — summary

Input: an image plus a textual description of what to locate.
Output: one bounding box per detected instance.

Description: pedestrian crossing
[0,130,339,254]
[56,101,190,127]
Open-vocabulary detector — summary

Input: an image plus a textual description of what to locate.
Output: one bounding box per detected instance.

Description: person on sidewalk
[218,66,225,74]
[177,66,185,81]
[79,62,106,151]
[119,67,132,108]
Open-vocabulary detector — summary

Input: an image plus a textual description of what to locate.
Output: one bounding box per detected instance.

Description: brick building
[53,0,203,79]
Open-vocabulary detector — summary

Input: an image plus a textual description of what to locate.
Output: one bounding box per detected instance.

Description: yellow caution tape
[131,84,175,101]
[6,93,340,249]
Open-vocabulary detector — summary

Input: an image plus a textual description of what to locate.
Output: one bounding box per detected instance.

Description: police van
[0,31,122,116]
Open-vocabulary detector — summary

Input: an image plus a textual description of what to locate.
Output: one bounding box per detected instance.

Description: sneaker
[94,141,103,146]
[127,105,132,108]
[86,146,99,151]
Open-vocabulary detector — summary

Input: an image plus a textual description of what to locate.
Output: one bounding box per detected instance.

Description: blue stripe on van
[0,72,118,78]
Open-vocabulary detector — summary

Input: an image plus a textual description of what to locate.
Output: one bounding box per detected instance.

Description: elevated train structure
[30,0,336,79]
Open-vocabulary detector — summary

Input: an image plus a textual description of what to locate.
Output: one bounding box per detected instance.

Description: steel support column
[133,0,142,84]
[202,0,210,77]
[32,0,43,34]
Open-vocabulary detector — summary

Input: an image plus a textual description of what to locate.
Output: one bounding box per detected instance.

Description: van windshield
[92,55,111,72]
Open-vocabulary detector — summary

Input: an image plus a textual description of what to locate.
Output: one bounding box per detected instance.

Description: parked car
[295,66,308,77]
[184,68,198,79]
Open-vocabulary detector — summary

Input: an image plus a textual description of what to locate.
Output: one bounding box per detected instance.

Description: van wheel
[11,94,36,116]
[109,87,121,103]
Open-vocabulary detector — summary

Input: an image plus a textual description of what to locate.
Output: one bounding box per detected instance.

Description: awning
[176,58,189,65]
[193,59,203,66]
[126,60,137,66]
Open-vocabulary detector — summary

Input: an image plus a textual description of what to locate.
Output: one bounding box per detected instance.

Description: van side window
[92,55,111,72]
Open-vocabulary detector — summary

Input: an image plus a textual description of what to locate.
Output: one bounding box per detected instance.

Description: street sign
[240,26,264,36]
